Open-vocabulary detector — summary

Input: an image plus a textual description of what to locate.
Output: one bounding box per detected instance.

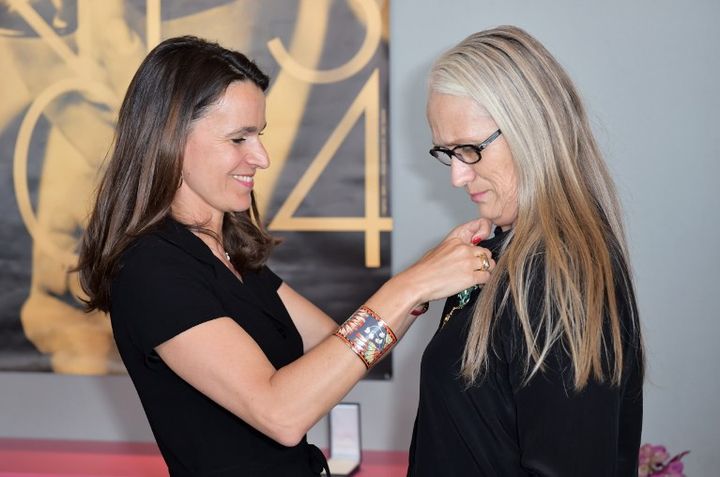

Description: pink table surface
[0,439,408,477]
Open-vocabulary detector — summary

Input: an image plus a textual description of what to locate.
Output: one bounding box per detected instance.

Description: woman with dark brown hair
[77,36,495,476]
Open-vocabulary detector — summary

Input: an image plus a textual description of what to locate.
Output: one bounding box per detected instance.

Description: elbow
[271,428,305,448]
[260,408,308,447]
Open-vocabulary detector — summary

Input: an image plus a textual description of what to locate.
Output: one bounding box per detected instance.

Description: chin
[226,196,252,213]
[476,206,495,221]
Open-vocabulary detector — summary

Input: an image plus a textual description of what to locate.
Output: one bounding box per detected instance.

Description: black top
[408,228,643,476]
[110,217,326,476]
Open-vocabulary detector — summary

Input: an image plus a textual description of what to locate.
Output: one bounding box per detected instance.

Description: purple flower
[638,444,689,477]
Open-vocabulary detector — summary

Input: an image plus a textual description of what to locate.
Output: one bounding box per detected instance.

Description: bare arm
[277,282,430,353]
[156,219,495,446]
[276,283,337,352]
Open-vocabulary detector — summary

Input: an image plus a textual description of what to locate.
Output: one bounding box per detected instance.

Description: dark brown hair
[77,36,274,312]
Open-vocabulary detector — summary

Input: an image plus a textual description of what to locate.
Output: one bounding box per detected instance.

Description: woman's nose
[247,141,270,169]
[450,158,475,188]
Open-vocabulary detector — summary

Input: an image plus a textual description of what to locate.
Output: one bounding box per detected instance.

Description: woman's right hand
[397,218,496,305]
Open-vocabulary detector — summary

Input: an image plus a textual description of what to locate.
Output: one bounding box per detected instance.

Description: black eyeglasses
[429,129,502,166]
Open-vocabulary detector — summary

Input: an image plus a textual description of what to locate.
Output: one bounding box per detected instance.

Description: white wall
[1,0,719,474]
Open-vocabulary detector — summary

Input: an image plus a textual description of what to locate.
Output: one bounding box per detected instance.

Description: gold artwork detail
[2,0,390,374]
[268,69,391,268]
[267,0,382,84]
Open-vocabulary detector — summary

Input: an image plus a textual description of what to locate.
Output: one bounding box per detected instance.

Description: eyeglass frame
[429,129,502,166]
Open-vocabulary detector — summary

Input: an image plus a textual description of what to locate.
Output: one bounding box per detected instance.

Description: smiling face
[427,92,518,230]
[173,80,268,226]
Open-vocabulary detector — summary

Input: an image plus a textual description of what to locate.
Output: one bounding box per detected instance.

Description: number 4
[268,69,392,268]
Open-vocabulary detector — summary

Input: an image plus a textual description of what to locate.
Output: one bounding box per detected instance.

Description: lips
[469,191,487,203]
[230,174,254,187]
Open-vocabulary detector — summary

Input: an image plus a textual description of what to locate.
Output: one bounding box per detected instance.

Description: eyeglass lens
[431,145,481,165]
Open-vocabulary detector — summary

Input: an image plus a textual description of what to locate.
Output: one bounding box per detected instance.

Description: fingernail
[472,236,483,245]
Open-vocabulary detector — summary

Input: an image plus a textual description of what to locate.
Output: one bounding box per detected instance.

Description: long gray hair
[430,26,639,389]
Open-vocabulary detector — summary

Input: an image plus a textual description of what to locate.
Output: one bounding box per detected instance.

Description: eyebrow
[435,132,500,148]
[432,139,475,148]
[227,123,267,137]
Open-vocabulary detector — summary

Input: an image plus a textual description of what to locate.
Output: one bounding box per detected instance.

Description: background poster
[0,0,392,378]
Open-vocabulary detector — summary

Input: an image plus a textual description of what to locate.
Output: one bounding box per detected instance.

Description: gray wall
[388,0,720,473]
[1,0,719,474]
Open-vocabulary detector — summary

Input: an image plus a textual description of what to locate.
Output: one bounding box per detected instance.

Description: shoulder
[119,233,205,279]
[122,232,178,263]
[109,227,226,354]
[119,218,215,275]
[112,226,218,308]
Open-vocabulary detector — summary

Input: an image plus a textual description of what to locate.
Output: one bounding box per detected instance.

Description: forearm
[265,337,366,445]
[261,276,420,444]
[255,237,491,442]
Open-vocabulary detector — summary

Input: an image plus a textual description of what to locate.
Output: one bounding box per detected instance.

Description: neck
[170,208,228,261]
[171,206,224,237]
[195,229,229,263]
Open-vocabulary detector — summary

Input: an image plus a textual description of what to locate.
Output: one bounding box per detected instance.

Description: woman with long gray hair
[408,25,644,476]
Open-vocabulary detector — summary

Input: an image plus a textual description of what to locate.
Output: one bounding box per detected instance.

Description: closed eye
[231,138,246,144]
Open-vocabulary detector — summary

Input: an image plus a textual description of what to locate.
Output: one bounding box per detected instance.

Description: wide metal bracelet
[334,305,397,369]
